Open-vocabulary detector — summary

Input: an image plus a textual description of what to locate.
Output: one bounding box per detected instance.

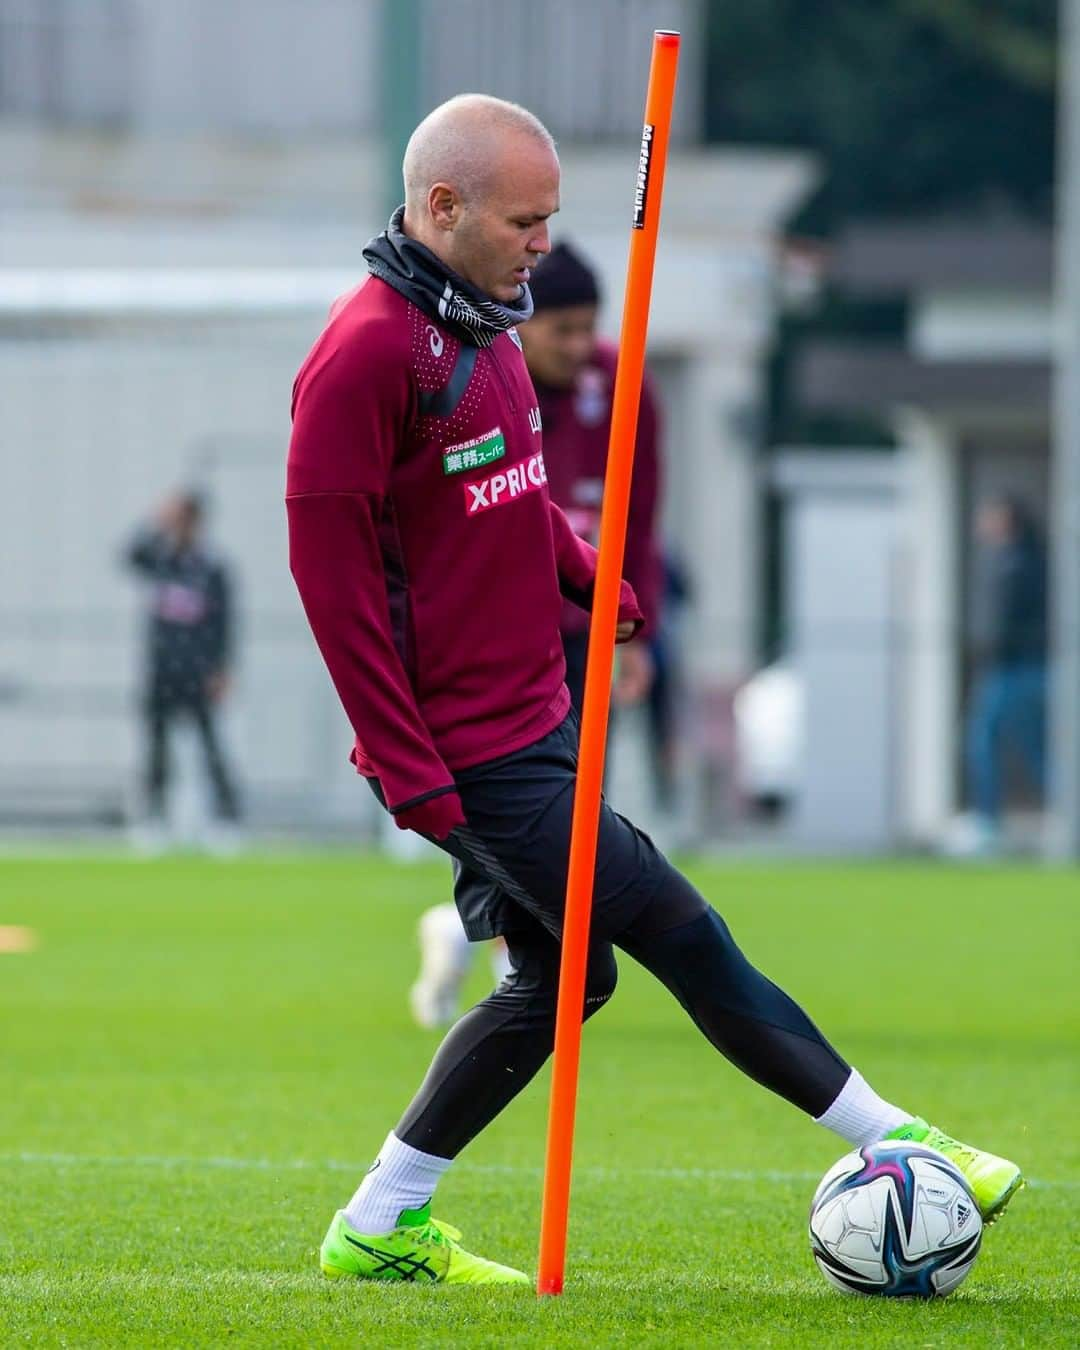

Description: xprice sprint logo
[465,451,547,515]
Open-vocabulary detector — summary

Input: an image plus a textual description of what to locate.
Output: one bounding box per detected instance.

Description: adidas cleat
[887,1117,1024,1223]
[319,1204,530,1285]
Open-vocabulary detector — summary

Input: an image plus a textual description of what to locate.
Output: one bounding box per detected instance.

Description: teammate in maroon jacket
[524,240,660,712]
[288,94,1021,1286]
[408,241,663,1029]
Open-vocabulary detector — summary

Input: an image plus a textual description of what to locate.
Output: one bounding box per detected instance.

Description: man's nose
[529,223,551,257]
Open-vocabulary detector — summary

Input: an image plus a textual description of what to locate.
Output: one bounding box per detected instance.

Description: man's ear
[428,183,459,232]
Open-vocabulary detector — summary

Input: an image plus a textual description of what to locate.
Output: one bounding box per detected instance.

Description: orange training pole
[536,29,680,1298]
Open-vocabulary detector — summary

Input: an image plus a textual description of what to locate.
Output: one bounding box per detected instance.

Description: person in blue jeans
[965,494,1048,848]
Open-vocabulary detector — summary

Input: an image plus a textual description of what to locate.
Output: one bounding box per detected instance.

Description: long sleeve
[125,528,166,576]
[287,328,456,813]
[288,493,457,810]
[548,500,644,639]
[207,564,232,672]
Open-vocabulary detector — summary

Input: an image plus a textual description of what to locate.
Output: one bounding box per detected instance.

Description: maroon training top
[286,277,643,815]
[540,337,661,640]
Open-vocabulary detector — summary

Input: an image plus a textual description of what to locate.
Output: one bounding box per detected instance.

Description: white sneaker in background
[941,811,1001,860]
[410,902,473,1029]
[204,822,247,858]
[129,819,171,857]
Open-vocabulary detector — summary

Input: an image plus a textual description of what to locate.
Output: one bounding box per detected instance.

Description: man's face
[174,501,202,548]
[976,502,1013,547]
[519,304,599,388]
[441,137,560,303]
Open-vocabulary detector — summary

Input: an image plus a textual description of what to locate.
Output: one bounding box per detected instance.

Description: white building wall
[0,0,703,141]
[911,291,1052,362]
[771,454,902,851]
[893,409,962,844]
[0,322,355,826]
[130,0,379,136]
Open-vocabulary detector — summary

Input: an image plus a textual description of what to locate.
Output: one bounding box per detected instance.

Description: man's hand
[395,790,466,841]
[612,640,654,708]
[616,619,638,642]
[155,494,187,534]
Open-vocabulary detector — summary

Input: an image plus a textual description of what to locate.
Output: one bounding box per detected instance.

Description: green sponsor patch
[442,429,505,475]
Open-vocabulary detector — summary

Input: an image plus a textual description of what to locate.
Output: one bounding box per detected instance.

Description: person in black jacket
[965,493,1047,847]
[126,491,241,832]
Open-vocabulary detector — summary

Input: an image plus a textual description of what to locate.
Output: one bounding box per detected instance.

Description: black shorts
[373,714,668,942]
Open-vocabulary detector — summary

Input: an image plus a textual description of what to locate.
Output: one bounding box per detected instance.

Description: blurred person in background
[289,94,1020,1289]
[125,491,242,849]
[409,240,663,1028]
[645,550,690,812]
[953,493,1048,857]
[519,241,660,715]
[733,658,804,818]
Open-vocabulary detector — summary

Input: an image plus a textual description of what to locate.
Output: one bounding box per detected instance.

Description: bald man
[287,95,1021,1287]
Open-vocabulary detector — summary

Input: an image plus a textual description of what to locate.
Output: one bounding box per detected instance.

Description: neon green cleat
[886,1117,1024,1223]
[319,1205,530,1286]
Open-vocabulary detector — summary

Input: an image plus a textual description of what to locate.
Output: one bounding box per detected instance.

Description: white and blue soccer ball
[809,1141,983,1297]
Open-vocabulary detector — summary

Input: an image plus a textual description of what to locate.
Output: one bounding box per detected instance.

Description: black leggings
[397,869,850,1158]
[145,693,240,821]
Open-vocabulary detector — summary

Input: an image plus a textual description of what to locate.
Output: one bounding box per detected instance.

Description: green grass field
[0,855,1076,1347]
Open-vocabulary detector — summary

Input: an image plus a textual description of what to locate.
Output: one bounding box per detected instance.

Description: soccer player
[408,240,662,1028]
[287,94,1022,1286]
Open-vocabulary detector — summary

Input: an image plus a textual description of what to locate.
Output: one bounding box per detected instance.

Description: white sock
[344,1132,452,1236]
[814,1069,912,1147]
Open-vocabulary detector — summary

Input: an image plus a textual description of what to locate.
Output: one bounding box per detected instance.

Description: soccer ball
[809,1141,982,1297]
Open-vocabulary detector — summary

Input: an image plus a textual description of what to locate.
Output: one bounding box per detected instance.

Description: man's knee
[583,945,618,1020]
[501,937,616,1024]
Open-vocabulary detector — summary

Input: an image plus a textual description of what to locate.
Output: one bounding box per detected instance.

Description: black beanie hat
[529,241,601,313]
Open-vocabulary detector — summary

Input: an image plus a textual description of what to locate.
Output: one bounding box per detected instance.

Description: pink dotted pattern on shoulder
[409,304,489,431]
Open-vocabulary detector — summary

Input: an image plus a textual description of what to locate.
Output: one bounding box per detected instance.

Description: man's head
[518,242,601,389]
[402,94,559,303]
[160,490,204,548]
[976,493,1035,549]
